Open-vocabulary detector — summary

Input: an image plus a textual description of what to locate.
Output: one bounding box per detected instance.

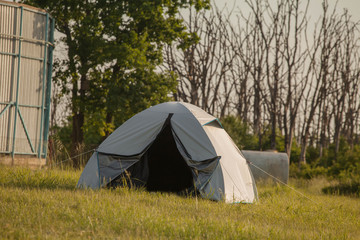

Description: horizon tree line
[163,0,360,164]
[26,0,360,167]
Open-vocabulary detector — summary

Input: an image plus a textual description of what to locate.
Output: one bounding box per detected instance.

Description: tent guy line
[48,149,96,167]
[247,161,317,204]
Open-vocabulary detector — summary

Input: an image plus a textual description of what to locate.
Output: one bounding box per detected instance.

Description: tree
[163,5,235,116]
[299,1,341,165]
[23,0,210,166]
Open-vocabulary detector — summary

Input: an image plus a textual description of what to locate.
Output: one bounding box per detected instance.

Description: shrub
[289,163,328,179]
[322,182,360,197]
[221,116,259,150]
[322,162,360,197]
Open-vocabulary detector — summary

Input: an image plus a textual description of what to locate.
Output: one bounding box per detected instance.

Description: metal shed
[0,0,54,166]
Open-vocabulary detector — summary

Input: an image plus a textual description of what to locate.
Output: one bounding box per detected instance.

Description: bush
[221,116,259,150]
[327,144,360,176]
[289,163,328,179]
[322,182,360,197]
[322,162,360,197]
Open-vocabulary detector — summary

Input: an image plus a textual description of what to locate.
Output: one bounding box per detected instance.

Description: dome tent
[77,102,258,203]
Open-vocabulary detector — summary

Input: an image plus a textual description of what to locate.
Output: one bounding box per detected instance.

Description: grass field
[0,166,359,239]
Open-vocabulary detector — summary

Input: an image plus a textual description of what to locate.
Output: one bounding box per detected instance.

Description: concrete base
[0,155,46,169]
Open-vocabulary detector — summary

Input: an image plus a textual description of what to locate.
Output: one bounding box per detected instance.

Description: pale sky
[308,0,360,22]
[215,0,360,23]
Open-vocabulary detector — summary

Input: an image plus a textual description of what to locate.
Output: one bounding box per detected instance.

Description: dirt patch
[0,155,46,170]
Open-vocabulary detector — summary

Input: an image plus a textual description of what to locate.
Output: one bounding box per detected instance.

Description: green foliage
[1,167,359,239]
[327,142,360,176]
[322,181,360,197]
[82,111,112,144]
[221,116,259,150]
[289,163,328,179]
[289,139,360,196]
[322,148,360,197]
[50,124,72,150]
[322,162,360,197]
[221,116,301,163]
[221,114,358,197]
[23,0,209,147]
[48,124,95,168]
[289,141,302,164]
[304,146,320,165]
[87,66,177,133]
[307,140,360,178]
[260,126,285,151]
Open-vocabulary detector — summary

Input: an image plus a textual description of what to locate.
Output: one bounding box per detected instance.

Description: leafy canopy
[23,0,210,144]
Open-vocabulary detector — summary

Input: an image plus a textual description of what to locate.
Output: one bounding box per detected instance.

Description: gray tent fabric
[78,152,100,189]
[77,102,257,203]
[171,114,217,160]
[98,154,140,187]
[97,111,168,156]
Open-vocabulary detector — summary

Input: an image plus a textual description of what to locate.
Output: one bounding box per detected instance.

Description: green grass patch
[1,166,359,239]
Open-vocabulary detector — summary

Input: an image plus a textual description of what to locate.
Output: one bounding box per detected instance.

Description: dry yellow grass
[0,166,359,239]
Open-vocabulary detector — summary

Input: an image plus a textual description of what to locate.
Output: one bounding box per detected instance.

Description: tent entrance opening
[146,124,193,192]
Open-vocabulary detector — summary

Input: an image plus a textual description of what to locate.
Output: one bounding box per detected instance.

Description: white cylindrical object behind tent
[242,150,289,184]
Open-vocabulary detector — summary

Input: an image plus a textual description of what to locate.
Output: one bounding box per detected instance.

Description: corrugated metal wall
[0,1,54,159]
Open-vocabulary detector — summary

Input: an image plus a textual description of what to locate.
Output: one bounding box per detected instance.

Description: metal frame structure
[0,2,54,160]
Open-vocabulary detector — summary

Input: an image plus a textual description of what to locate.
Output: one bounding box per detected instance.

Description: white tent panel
[147,101,191,114]
[203,123,256,203]
[180,102,216,125]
